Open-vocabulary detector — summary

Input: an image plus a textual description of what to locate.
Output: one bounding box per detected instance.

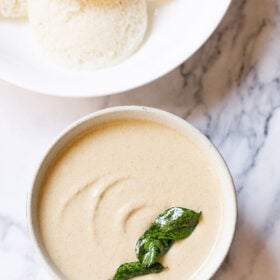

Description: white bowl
[0,0,231,97]
[27,106,237,279]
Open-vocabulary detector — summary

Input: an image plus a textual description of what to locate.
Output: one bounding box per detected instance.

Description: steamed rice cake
[0,0,27,18]
[29,0,148,69]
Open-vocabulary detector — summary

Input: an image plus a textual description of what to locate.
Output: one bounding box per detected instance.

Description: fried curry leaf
[112,262,164,280]
[135,207,201,267]
[113,207,202,279]
[148,207,202,240]
[135,236,173,267]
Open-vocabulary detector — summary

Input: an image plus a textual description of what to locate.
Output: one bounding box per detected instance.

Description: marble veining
[1,0,280,279]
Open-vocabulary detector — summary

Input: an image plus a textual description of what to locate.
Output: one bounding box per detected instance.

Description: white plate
[0,0,231,97]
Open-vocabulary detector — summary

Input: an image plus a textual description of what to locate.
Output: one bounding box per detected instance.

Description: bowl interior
[28,106,236,279]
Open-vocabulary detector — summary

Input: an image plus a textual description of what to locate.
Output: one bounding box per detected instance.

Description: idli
[0,0,27,18]
[29,0,148,69]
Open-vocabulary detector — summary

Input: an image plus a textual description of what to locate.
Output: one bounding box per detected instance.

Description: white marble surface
[1,0,280,279]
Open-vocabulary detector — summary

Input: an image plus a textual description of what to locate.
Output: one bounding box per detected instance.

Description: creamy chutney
[39,119,224,280]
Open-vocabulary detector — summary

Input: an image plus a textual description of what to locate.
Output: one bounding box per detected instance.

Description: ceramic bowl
[27,106,237,279]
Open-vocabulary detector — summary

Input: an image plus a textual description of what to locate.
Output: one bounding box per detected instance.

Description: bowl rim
[27,106,237,279]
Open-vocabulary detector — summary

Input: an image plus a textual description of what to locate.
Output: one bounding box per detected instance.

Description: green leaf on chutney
[135,236,173,267]
[112,262,164,280]
[135,207,201,267]
[112,207,202,279]
[148,207,202,240]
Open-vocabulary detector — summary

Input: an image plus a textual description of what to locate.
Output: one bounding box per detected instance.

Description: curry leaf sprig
[113,207,201,280]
